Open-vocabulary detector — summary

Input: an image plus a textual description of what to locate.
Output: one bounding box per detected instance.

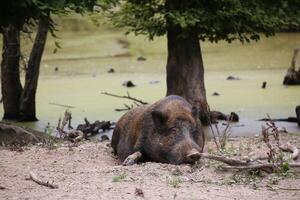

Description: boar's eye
[170,127,177,134]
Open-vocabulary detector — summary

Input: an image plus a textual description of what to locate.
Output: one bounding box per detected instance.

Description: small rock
[122,80,136,87]
[135,188,144,198]
[229,112,239,122]
[226,75,240,80]
[107,68,115,73]
[261,81,267,89]
[101,135,109,142]
[212,92,220,96]
[137,56,146,61]
[0,186,7,190]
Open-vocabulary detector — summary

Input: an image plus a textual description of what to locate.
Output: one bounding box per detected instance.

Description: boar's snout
[186,148,201,163]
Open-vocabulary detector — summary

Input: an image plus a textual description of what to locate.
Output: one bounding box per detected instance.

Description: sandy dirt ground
[1,134,300,200]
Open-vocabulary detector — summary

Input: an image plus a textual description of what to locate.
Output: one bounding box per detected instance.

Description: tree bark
[166,28,209,122]
[283,48,300,85]
[19,16,49,121]
[0,25,23,120]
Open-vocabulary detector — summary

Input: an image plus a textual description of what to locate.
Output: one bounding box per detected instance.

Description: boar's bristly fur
[111,95,205,165]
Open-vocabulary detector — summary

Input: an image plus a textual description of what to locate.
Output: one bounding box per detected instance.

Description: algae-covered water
[0,16,299,135]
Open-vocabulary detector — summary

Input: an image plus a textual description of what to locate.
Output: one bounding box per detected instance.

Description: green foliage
[0,0,118,33]
[112,172,127,182]
[113,0,300,42]
[0,0,39,30]
[167,176,182,188]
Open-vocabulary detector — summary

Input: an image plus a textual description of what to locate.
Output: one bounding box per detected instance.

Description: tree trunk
[166,28,209,122]
[283,48,300,85]
[1,25,23,120]
[19,17,49,121]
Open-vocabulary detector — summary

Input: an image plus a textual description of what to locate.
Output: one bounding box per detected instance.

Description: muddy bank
[1,134,300,200]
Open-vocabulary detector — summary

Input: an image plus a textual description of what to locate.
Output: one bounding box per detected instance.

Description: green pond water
[0,20,299,136]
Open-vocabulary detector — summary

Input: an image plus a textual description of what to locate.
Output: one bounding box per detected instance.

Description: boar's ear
[192,106,199,119]
[151,110,168,127]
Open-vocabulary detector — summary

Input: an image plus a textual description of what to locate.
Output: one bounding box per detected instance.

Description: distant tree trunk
[283,48,300,85]
[1,25,23,120]
[19,16,49,121]
[166,27,209,122]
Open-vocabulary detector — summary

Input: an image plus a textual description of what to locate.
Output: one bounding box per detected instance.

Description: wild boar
[111,95,205,165]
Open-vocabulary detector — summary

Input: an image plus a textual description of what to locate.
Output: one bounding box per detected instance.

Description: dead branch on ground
[55,110,113,143]
[29,172,58,189]
[201,153,249,166]
[76,118,113,137]
[221,163,300,171]
[202,118,300,173]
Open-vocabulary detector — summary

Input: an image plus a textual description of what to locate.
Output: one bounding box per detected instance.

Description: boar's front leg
[123,151,142,166]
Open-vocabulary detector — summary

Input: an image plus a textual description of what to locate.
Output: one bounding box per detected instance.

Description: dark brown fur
[111,95,205,165]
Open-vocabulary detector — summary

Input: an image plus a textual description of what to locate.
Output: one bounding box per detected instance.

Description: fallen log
[29,172,58,189]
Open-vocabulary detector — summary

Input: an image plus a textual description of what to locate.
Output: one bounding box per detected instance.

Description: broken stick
[29,172,58,189]
[101,91,148,105]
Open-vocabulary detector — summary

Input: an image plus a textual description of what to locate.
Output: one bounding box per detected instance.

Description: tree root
[0,123,39,142]
[29,172,58,189]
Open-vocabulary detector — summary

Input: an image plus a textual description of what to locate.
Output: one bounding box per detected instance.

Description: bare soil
[1,134,300,200]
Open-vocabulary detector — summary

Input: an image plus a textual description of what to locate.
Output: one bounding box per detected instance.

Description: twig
[205,105,220,150]
[49,102,75,108]
[276,187,300,191]
[221,163,300,170]
[84,117,90,125]
[115,108,130,112]
[29,172,58,189]
[101,91,148,105]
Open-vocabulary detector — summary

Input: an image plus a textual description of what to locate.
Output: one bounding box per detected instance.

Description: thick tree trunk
[283,48,300,85]
[166,28,209,122]
[19,17,49,121]
[1,25,23,120]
